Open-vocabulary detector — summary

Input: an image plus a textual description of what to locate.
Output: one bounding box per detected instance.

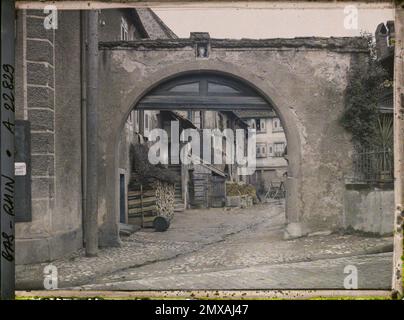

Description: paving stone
[16,202,393,290]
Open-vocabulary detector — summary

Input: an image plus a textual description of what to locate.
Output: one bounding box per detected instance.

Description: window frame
[272,117,284,133]
[256,143,268,158]
[273,142,285,157]
[120,17,129,41]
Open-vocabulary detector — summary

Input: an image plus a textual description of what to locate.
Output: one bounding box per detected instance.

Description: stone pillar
[284,175,307,239]
[27,10,56,230]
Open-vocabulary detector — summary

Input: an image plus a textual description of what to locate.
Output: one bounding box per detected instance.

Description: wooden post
[140,184,144,228]
[392,4,404,298]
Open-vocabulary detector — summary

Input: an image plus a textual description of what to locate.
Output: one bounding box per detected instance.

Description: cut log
[153,216,170,232]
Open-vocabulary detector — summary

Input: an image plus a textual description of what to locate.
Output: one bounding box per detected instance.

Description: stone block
[31,177,55,199]
[27,62,54,87]
[31,154,55,176]
[31,132,54,154]
[27,86,54,110]
[27,39,53,63]
[28,109,54,131]
[26,16,54,42]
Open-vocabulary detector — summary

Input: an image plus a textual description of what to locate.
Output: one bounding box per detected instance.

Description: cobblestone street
[16,202,393,290]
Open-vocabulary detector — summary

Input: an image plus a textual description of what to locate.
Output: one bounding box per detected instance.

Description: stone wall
[344,184,394,235]
[15,10,83,264]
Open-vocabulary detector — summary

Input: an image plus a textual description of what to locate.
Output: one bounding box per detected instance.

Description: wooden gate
[189,171,210,208]
[210,175,226,207]
[127,183,157,228]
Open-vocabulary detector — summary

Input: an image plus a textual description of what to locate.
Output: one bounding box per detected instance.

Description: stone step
[119,223,140,236]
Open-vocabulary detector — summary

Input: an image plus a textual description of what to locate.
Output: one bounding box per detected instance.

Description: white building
[236,110,288,193]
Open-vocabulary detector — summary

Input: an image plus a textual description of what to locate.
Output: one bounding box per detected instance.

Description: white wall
[247,117,288,170]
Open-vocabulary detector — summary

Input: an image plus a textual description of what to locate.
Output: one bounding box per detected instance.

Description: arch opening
[113,71,300,240]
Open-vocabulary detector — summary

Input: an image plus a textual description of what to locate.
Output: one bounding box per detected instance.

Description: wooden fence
[128,183,157,228]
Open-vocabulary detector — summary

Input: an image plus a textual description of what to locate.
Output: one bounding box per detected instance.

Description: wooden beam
[137,96,270,111]
[139,95,268,106]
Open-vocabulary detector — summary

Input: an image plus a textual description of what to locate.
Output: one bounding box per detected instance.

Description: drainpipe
[80,11,87,248]
[83,9,99,256]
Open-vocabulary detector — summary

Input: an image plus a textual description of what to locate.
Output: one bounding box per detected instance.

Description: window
[272,118,283,132]
[168,82,199,93]
[193,111,202,129]
[254,118,261,132]
[252,118,266,133]
[268,144,274,156]
[273,142,285,157]
[208,82,240,94]
[256,143,267,158]
[120,18,128,41]
[260,119,266,132]
[218,114,224,131]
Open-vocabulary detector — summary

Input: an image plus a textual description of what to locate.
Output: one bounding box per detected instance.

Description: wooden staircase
[170,164,185,212]
[174,182,185,212]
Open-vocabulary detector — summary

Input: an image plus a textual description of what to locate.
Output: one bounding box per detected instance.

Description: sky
[153,5,395,39]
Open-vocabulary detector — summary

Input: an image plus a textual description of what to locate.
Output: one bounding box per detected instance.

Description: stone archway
[97,60,303,246]
[96,37,368,247]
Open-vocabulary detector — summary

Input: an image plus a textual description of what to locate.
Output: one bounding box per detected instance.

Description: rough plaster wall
[118,115,136,224]
[297,51,353,231]
[344,187,394,235]
[98,44,361,237]
[118,121,132,172]
[99,9,125,42]
[53,10,82,239]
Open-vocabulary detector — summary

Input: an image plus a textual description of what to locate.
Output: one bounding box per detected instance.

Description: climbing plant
[340,34,392,148]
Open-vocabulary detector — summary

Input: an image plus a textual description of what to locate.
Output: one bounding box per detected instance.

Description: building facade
[236,110,287,194]
[14,8,177,264]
